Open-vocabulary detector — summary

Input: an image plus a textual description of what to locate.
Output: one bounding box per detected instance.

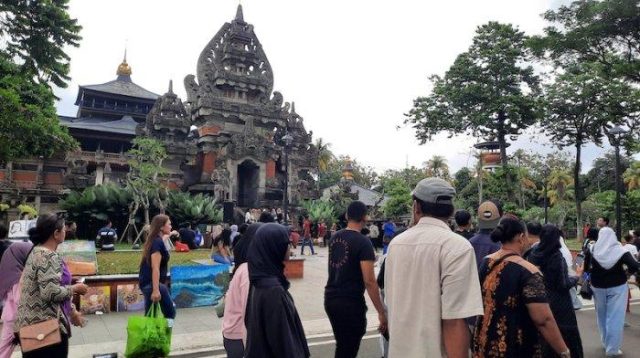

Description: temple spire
[235,4,244,22]
[116,47,132,80]
[168,79,174,94]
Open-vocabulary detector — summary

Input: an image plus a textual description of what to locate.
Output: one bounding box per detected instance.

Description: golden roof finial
[116,47,132,76]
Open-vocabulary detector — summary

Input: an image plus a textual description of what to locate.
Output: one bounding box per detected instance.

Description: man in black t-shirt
[324,201,387,358]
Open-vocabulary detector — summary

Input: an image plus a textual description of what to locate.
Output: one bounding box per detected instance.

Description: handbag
[19,311,62,353]
[215,296,225,318]
[579,273,593,300]
[125,302,171,358]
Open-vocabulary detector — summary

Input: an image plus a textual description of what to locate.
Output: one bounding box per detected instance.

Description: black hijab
[247,223,290,290]
[232,223,261,276]
[529,224,562,268]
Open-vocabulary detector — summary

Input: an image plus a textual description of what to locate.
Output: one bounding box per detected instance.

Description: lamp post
[543,165,550,224]
[282,132,294,225]
[609,125,627,239]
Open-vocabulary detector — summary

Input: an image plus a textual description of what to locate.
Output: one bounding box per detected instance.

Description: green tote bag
[125,303,172,358]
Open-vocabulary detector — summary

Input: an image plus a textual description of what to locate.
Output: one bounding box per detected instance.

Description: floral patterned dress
[473,255,548,358]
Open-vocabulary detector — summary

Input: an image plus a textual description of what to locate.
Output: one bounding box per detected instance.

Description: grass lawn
[563,238,583,251]
[96,249,211,275]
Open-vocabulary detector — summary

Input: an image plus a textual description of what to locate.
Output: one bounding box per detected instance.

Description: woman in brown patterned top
[473,217,570,358]
[14,213,88,358]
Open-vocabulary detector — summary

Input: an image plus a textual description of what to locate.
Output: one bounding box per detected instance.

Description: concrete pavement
[6,245,640,357]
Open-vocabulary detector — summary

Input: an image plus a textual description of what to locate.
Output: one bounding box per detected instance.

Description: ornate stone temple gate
[172,5,318,208]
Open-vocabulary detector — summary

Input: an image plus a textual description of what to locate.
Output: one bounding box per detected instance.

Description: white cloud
[55,0,612,174]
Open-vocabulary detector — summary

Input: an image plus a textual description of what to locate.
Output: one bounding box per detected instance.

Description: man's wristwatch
[559,349,571,358]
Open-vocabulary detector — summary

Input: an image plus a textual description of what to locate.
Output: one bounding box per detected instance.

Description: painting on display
[57,241,98,276]
[170,265,231,309]
[80,286,111,314]
[116,284,145,312]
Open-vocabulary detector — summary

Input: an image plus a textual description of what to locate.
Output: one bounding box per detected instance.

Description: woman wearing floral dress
[473,217,570,358]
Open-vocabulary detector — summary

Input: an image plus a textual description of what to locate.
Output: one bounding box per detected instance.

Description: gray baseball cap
[411,178,456,204]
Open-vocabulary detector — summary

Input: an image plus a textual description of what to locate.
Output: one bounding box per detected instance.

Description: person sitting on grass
[212,229,233,264]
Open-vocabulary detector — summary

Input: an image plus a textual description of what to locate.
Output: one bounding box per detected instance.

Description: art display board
[170,265,230,309]
[116,284,145,312]
[80,285,111,314]
[58,240,98,276]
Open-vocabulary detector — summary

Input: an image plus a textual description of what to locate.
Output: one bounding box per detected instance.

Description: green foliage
[166,192,222,226]
[378,167,424,193]
[17,204,37,217]
[406,22,540,177]
[536,0,640,83]
[126,138,168,223]
[382,178,412,219]
[0,0,82,88]
[301,200,336,225]
[0,55,77,162]
[583,151,631,196]
[0,203,8,212]
[59,183,131,239]
[453,168,473,194]
[318,155,378,190]
[424,155,450,180]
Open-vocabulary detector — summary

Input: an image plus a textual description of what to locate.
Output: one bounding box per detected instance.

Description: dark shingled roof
[59,115,139,135]
[79,76,159,100]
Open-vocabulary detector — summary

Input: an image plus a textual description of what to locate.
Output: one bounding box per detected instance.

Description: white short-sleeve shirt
[385,216,484,357]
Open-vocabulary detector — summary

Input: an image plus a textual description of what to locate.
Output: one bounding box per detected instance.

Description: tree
[314,138,334,173]
[547,170,574,206]
[318,156,378,190]
[536,0,640,84]
[584,151,631,196]
[0,1,81,162]
[540,62,640,240]
[301,200,336,225]
[382,178,412,219]
[624,161,640,190]
[126,138,168,227]
[378,166,424,193]
[423,155,450,180]
[0,55,76,162]
[405,22,540,199]
[453,167,473,194]
[0,0,82,87]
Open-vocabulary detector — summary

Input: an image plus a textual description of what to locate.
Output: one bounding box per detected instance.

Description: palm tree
[624,161,640,190]
[516,167,537,210]
[424,155,450,180]
[546,170,574,206]
[315,138,334,173]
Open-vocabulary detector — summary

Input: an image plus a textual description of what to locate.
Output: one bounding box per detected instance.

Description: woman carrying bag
[14,213,89,358]
[584,227,640,356]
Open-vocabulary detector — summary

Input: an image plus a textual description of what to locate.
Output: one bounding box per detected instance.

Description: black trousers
[22,332,69,358]
[325,297,367,358]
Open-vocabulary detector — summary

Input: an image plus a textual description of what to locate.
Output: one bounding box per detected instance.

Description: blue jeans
[300,237,315,255]
[592,283,627,355]
[141,283,176,319]
[212,254,232,265]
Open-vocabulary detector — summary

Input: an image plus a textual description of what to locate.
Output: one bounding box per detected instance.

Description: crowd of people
[3,176,640,357]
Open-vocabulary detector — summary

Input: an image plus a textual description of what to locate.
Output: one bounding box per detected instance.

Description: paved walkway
[6,245,640,357]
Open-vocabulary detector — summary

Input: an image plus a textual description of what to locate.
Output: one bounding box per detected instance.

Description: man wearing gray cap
[384,178,483,358]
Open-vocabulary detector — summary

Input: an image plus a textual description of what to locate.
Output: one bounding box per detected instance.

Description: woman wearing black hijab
[528,225,583,358]
[244,223,310,358]
[222,223,261,358]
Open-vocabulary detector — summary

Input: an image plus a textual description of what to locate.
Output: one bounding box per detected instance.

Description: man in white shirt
[623,232,639,259]
[385,178,483,357]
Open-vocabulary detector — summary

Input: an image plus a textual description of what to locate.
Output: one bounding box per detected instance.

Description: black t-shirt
[324,229,376,301]
[456,229,475,240]
[139,237,170,288]
[179,228,197,249]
